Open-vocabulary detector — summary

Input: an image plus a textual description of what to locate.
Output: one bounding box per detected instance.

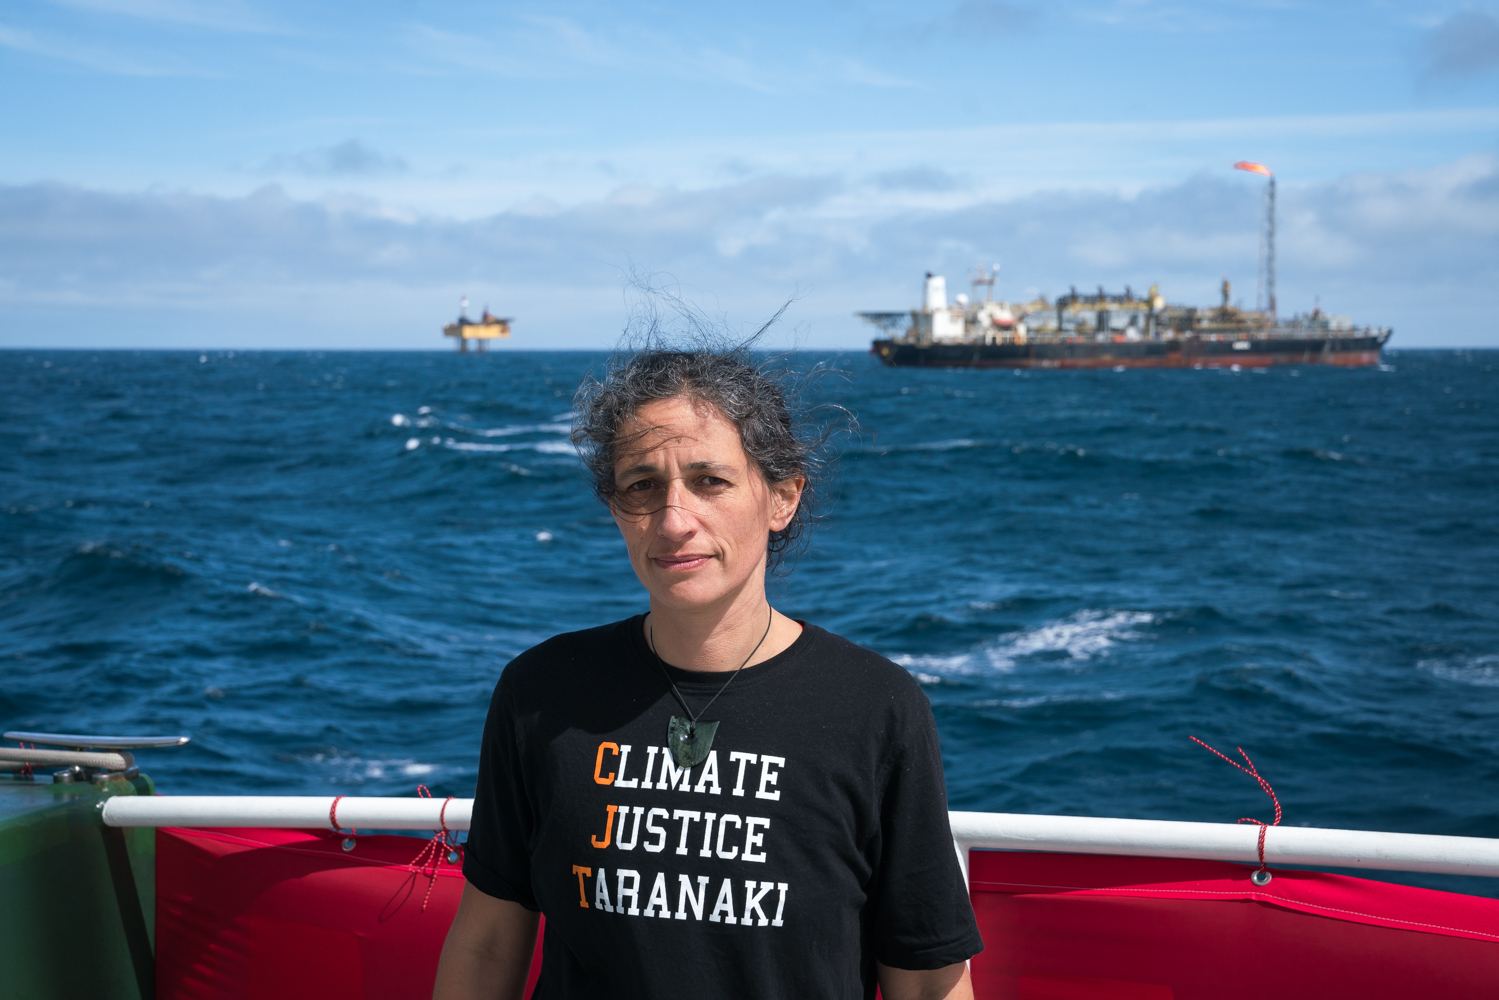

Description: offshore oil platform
[442,297,511,352]
[860,162,1392,369]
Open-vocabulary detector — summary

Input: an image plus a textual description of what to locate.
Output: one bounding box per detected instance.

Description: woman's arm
[877,961,973,1000]
[432,882,541,1000]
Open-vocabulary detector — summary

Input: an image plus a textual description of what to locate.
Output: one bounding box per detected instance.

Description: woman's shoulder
[800,624,928,703]
[499,617,636,691]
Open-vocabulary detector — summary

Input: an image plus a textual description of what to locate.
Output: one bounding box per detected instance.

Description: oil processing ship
[861,162,1392,369]
[861,271,1390,369]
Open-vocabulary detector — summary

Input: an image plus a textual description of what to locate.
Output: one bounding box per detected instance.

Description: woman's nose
[663,478,693,508]
[655,481,696,535]
[656,503,693,536]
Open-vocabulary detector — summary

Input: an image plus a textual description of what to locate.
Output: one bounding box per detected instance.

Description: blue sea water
[3,348,1498,892]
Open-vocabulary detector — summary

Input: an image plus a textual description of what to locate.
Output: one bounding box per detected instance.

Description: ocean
[3,348,1497,892]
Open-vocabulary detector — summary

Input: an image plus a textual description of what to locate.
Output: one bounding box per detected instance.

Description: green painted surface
[0,774,155,1000]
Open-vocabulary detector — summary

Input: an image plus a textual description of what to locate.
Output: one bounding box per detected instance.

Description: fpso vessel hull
[872,332,1390,369]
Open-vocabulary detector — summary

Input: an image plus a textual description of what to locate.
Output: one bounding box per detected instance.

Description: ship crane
[855,311,909,335]
[969,263,1000,303]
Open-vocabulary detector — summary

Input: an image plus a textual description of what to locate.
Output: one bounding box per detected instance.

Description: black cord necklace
[651,607,773,768]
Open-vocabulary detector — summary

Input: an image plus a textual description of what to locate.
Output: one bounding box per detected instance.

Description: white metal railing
[102,795,471,831]
[949,811,1499,880]
[99,797,1499,880]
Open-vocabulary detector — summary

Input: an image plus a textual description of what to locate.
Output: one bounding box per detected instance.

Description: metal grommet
[341,837,356,852]
[1250,869,1272,886]
[446,850,460,865]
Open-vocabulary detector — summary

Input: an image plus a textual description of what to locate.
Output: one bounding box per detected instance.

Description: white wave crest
[906,438,981,451]
[441,439,577,455]
[994,610,1153,668]
[1418,654,1499,687]
[893,609,1155,677]
[303,752,439,782]
[894,650,979,674]
[859,438,985,456]
[1000,690,1127,709]
[451,422,572,438]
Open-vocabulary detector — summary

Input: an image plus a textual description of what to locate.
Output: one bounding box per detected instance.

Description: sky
[3,1,1499,349]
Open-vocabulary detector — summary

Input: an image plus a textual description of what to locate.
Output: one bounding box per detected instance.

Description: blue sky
[3,1,1499,349]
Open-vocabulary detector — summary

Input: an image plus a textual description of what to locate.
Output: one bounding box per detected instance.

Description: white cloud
[2,154,1497,349]
[0,21,173,74]
[48,0,279,33]
[829,55,918,89]
[399,12,944,96]
[262,139,408,177]
[263,105,1499,223]
[1420,9,1499,80]
[402,17,782,92]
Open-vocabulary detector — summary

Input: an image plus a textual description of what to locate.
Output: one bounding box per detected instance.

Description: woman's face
[610,395,803,613]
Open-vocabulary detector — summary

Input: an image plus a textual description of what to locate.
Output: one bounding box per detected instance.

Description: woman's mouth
[653,554,713,572]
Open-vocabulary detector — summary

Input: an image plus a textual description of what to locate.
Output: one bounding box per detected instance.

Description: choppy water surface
[3,349,1497,891]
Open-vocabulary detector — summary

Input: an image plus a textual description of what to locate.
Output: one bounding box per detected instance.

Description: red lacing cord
[17,742,34,780]
[408,785,462,913]
[1191,736,1282,880]
[329,794,355,837]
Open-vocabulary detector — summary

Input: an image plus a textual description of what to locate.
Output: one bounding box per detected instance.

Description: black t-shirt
[464,616,983,999]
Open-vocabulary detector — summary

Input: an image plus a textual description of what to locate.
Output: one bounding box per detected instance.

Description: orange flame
[1234,161,1273,178]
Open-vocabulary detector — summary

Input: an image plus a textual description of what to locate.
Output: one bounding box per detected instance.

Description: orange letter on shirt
[572,865,592,907]
[594,742,620,785]
[591,804,619,849]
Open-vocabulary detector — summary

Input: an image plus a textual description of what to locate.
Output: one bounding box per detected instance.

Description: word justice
[590,805,771,860]
[593,742,785,799]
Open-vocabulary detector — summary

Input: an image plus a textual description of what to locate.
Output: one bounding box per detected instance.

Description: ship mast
[1265,175,1276,323]
[1234,161,1276,325]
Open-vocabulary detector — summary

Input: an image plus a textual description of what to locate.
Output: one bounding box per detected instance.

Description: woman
[434,347,981,1000]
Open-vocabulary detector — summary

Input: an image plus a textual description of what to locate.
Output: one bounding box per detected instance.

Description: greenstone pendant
[667,717,719,768]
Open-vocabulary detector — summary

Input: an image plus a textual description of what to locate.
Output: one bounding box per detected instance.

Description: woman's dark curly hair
[572,310,838,572]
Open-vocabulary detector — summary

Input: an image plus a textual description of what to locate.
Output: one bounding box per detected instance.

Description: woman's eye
[624,480,656,493]
[697,476,729,488]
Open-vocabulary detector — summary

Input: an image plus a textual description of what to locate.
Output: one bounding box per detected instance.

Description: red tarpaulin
[155,827,544,1000]
[968,850,1499,998]
[156,827,1499,999]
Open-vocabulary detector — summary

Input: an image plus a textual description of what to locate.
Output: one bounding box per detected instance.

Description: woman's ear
[768,475,806,532]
